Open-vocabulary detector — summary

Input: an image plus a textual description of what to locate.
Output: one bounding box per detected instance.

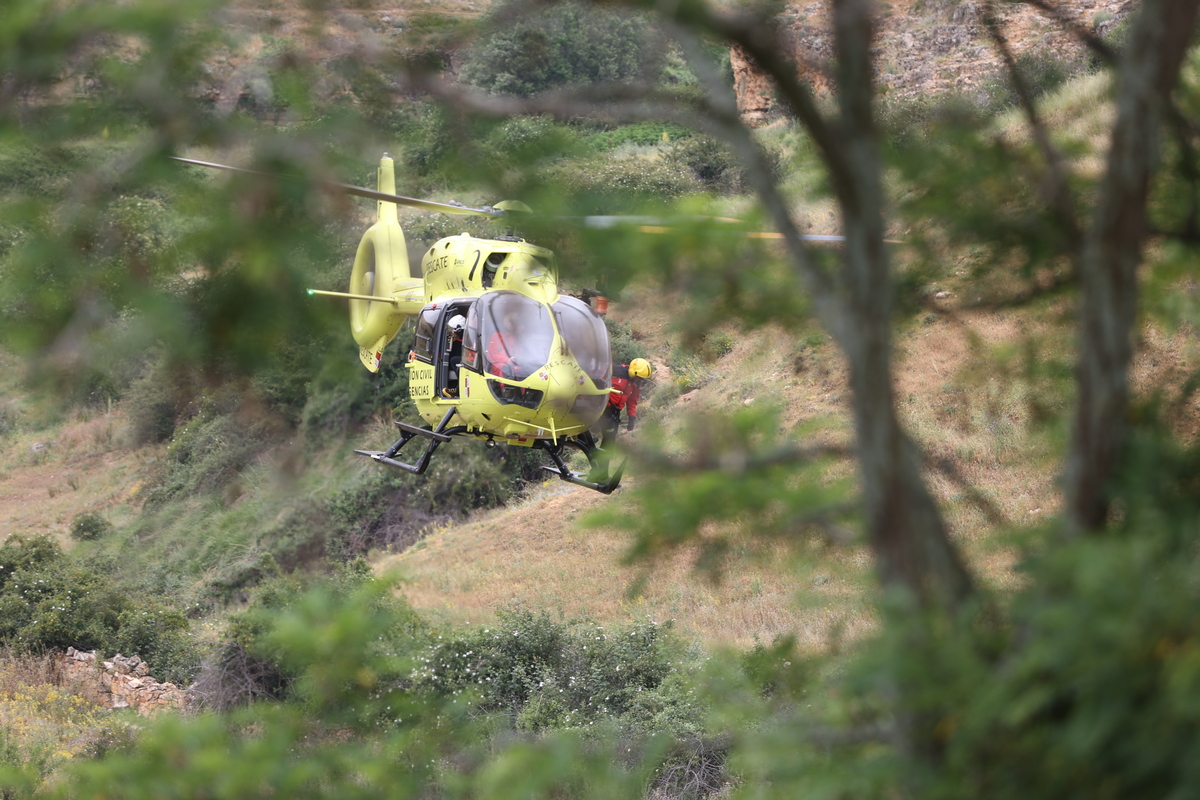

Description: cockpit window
[412,306,441,363]
[553,296,611,389]
[463,303,482,372]
[478,291,554,381]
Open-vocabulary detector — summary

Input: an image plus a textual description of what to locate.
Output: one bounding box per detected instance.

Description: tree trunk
[1065,0,1200,534]
[830,0,976,606]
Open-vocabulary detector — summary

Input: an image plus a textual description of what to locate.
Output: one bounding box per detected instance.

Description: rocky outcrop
[731,46,777,126]
[58,648,189,717]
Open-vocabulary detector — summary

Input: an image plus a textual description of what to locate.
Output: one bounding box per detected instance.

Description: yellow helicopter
[175,153,625,493]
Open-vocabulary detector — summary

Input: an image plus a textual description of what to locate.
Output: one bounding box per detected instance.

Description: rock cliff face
[731,0,1137,124]
[58,648,189,717]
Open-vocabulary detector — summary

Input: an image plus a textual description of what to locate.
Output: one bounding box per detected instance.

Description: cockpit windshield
[552,296,612,389]
[476,291,554,381]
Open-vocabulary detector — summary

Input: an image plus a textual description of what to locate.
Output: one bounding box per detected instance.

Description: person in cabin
[442,314,466,398]
[487,308,528,380]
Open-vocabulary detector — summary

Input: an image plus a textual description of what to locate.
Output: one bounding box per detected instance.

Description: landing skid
[535,435,625,495]
[358,412,624,494]
[355,408,461,475]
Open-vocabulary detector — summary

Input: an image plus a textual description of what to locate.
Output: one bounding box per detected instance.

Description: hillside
[7,0,1200,794]
[733,0,1134,120]
[0,0,1182,648]
[0,287,1074,649]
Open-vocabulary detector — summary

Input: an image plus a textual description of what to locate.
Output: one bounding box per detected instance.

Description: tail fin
[348,155,423,372]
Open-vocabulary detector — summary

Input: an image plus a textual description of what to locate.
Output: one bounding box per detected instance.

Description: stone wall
[58,647,189,716]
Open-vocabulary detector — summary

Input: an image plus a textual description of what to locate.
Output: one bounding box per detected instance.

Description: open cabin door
[411,299,477,400]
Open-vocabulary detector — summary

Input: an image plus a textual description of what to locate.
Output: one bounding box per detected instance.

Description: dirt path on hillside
[0,414,151,542]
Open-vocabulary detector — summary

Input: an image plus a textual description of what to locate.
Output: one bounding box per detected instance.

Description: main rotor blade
[171,157,504,218]
[573,215,855,243]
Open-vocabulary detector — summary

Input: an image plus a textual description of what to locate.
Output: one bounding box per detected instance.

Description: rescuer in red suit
[487,331,519,378]
[599,357,653,450]
[487,310,526,380]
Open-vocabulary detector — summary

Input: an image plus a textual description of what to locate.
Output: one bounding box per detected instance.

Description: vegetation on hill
[1,0,1200,798]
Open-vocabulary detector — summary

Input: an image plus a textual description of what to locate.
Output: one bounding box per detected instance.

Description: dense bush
[121,358,180,446]
[0,536,203,685]
[976,49,1089,115]
[585,122,695,152]
[460,0,660,97]
[69,512,113,542]
[542,155,702,212]
[300,348,414,436]
[141,412,274,508]
[251,333,340,424]
[413,610,700,735]
[662,135,786,195]
[484,116,581,164]
[402,104,460,179]
[111,603,201,687]
[322,443,528,561]
[606,319,648,369]
[193,564,428,712]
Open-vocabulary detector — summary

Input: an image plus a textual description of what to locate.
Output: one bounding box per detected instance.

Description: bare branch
[782,505,860,546]
[666,25,852,342]
[926,455,1013,528]
[407,66,855,341]
[1017,0,1119,65]
[982,0,1081,249]
[675,8,854,194]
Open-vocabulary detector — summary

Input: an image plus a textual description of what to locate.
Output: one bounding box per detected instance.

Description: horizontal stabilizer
[358,333,392,373]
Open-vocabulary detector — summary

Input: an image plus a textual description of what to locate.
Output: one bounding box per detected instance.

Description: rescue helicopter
[175,153,627,493]
[174,152,853,494]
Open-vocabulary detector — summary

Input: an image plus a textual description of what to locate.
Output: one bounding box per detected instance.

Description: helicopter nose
[541,361,582,408]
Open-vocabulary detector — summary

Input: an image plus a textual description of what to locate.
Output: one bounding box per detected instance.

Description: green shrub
[413,610,691,731]
[461,0,660,98]
[586,122,695,152]
[112,603,203,686]
[69,512,113,542]
[122,359,179,446]
[404,104,457,178]
[541,155,702,213]
[301,348,413,437]
[141,412,272,508]
[700,331,735,361]
[195,566,428,712]
[485,116,580,164]
[1089,16,1132,71]
[0,402,16,440]
[662,134,786,195]
[0,143,88,197]
[976,49,1088,115]
[250,333,338,424]
[0,536,204,683]
[322,444,517,560]
[668,347,711,392]
[606,319,648,369]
